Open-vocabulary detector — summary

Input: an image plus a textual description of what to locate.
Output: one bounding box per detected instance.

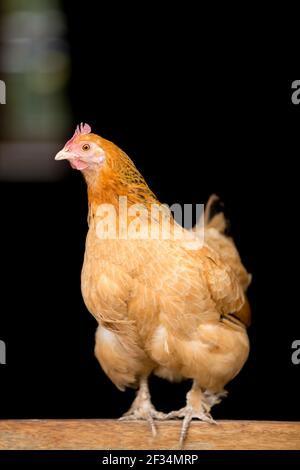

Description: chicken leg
[120,376,167,436]
[166,380,216,447]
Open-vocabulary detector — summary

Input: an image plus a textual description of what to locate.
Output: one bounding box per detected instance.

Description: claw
[120,376,168,438]
[120,407,167,436]
[180,408,193,448]
[119,412,157,436]
[166,403,216,448]
[147,412,157,437]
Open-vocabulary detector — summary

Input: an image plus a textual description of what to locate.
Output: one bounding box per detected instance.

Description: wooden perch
[0,420,299,450]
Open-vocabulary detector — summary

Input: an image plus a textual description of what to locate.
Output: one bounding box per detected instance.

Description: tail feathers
[204,194,252,292]
[205,194,228,233]
[205,195,252,327]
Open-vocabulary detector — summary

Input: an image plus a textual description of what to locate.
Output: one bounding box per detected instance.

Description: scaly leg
[120,376,167,436]
[166,380,216,447]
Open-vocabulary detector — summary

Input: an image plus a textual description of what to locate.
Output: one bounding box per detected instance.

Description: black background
[0,3,299,423]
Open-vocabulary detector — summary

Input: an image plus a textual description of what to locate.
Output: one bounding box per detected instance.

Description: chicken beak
[55,149,76,161]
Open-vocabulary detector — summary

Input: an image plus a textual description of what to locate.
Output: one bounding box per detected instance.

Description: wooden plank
[0,420,299,450]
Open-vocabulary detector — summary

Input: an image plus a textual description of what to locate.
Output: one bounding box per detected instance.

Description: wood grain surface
[0,420,299,450]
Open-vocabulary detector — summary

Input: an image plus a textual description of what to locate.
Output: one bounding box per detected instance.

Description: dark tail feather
[205,194,228,233]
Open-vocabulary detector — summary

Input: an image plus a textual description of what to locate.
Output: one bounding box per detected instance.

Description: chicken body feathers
[82,209,249,392]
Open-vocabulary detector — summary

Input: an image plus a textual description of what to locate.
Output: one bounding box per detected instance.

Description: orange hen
[55,124,251,445]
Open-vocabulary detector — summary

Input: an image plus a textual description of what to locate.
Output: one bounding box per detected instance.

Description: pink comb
[65,122,92,149]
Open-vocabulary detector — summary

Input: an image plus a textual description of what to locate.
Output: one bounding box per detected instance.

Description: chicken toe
[165,381,216,447]
[120,377,167,436]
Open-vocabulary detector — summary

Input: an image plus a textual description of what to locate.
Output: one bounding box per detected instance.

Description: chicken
[55,124,251,446]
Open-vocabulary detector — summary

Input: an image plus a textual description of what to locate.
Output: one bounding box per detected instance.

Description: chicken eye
[82,144,90,151]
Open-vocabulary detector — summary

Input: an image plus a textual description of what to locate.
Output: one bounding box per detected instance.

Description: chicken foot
[166,380,216,447]
[120,376,167,436]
